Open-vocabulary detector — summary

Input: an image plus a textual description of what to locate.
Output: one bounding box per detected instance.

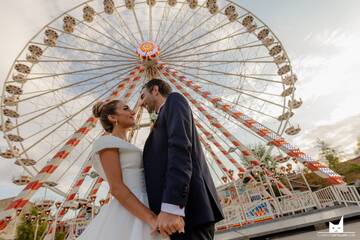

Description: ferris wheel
[0,0,343,233]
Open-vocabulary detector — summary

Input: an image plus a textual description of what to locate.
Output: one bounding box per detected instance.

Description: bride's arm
[98,148,157,228]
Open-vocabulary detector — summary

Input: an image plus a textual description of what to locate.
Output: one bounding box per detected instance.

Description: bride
[77,99,168,240]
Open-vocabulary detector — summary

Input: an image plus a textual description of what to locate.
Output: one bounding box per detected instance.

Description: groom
[140,79,224,240]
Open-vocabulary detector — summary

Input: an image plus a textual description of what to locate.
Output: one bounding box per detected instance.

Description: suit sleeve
[162,93,193,208]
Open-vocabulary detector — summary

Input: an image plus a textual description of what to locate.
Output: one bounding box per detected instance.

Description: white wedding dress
[77,135,164,240]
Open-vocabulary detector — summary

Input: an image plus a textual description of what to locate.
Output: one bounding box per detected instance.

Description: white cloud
[291,113,360,160]
[290,28,360,128]
[284,28,360,161]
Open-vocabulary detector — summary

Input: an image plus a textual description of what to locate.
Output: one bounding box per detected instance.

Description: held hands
[152,211,185,238]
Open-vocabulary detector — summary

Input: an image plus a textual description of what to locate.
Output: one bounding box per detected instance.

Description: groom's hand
[156,211,185,237]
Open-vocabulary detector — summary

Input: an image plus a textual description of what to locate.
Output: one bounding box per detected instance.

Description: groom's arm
[161,93,193,215]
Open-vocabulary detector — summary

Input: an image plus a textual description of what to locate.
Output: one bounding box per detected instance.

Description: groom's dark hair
[143,79,172,97]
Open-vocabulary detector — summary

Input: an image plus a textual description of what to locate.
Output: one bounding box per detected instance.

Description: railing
[276,190,317,214]
[313,186,338,207]
[332,185,360,206]
[216,185,360,232]
[216,200,275,231]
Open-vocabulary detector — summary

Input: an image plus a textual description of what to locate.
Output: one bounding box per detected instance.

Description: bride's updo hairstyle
[92,99,120,133]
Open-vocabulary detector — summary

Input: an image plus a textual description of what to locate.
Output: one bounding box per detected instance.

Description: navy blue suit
[143,92,224,239]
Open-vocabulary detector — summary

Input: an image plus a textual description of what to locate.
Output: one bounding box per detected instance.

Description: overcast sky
[0,0,359,199]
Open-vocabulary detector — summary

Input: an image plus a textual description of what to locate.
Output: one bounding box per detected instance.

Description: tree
[16,207,48,240]
[55,231,66,240]
[355,136,360,156]
[250,143,277,169]
[316,139,341,171]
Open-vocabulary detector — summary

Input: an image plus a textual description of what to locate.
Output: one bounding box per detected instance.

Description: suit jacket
[143,92,224,227]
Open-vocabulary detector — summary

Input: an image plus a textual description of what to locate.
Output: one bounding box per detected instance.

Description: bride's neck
[111,127,127,140]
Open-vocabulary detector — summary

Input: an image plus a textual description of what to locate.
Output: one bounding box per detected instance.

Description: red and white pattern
[0,66,145,231]
[159,64,344,186]
[160,67,292,195]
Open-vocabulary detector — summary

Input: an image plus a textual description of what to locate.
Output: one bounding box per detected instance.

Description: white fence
[216,184,360,232]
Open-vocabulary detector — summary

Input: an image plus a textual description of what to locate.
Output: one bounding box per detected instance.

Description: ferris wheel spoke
[162,30,259,59]
[205,156,225,185]
[39,55,132,67]
[24,63,129,82]
[163,59,274,64]
[162,17,232,57]
[114,8,140,45]
[157,3,186,47]
[72,15,137,57]
[168,29,263,62]
[196,78,282,98]
[195,57,273,69]
[32,41,132,61]
[34,134,71,167]
[17,76,128,157]
[23,112,83,142]
[94,19,135,54]
[154,3,170,43]
[169,65,282,97]
[165,67,285,109]
[220,97,279,120]
[96,19,136,56]
[132,9,145,42]
[160,3,231,54]
[164,62,283,84]
[184,78,287,123]
[149,5,153,41]
[159,1,206,51]
[20,85,111,115]
[19,80,117,121]
[194,115,242,163]
[187,98,244,162]
[194,109,261,164]
[14,72,130,130]
[200,141,229,178]
[18,59,137,64]
[168,48,273,69]
[18,65,135,103]
[199,101,276,141]
[54,132,101,183]
[163,65,290,141]
[40,53,126,68]
[196,120,245,175]
[161,40,263,60]
[96,13,137,50]
[48,26,137,59]
[162,71,261,166]
[73,26,129,57]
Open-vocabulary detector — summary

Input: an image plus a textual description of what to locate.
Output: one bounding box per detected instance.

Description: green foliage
[55,231,66,240]
[337,162,360,183]
[250,143,277,168]
[355,136,360,156]
[15,207,48,240]
[317,138,341,171]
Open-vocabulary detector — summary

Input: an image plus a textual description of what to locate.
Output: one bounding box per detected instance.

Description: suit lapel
[144,101,167,156]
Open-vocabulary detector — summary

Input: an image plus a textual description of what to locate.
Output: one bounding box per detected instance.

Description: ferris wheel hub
[136,41,160,61]
[136,41,161,79]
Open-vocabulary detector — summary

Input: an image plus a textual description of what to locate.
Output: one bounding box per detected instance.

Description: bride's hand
[146,212,158,232]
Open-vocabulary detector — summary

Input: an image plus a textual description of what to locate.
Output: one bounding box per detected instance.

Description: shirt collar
[156,101,166,114]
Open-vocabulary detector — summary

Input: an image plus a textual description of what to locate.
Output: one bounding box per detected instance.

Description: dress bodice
[90,135,146,194]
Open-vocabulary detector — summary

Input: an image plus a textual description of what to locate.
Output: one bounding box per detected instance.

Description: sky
[0,0,359,200]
